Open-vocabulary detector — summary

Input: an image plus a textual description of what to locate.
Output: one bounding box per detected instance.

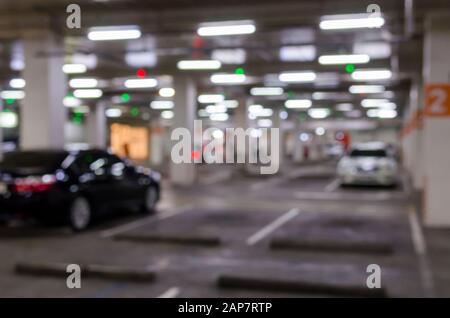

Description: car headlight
[151,171,162,182]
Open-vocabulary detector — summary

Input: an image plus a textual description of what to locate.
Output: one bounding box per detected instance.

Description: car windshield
[0,151,68,173]
[349,149,387,157]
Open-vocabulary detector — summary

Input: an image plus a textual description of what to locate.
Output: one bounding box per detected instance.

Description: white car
[337,143,398,186]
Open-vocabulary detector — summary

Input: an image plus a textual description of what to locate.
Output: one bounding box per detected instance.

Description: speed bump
[15,262,155,282]
[270,238,393,254]
[217,274,387,297]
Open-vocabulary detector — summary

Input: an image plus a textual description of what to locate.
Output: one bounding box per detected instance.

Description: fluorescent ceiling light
[88,25,141,41]
[210,73,246,84]
[206,105,227,114]
[250,87,284,96]
[349,85,385,94]
[124,78,158,88]
[351,69,392,81]
[159,88,175,97]
[72,53,97,69]
[106,108,122,118]
[69,78,98,88]
[308,108,330,119]
[279,71,316,83]
[63,96,82,107]
[212,49,246,64]
[198,20,255,36]
[257,119,272,128]
[0,112,18,128]
[318,54,370,65]
[249,107,273,117]
[74,106,90,114]
[150,101,174,109]
[9,78,25,89]
[63,64,87,74]
[353,42,391,59]
[285,99,312,109]
[198,94,224,104]
[210,113,229,121]
[73,89,103,99]
[161,110,174,119]
[1,90,25,99]
[367,109,397,118]
[378,102,397,110]
[177,60,221,70]
[279,45,316,62]
[361,98,389,107]
[248,104,263,113]
[125,51,157,68]
[320,14,385,30]
[220,100,239,108]
[336,103,353,111]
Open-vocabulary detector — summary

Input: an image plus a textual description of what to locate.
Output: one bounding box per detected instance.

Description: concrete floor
[0,160,446,297]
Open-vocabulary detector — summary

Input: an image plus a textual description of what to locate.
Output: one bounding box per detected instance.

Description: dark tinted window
[0,151,67,173]
[350,149,387,157]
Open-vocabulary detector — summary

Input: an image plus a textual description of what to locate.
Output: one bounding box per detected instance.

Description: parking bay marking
[100,204,192,239]
[408,205,435,297]
[157,287,181,298]
[324,178,340,192]
[246,208,299,246]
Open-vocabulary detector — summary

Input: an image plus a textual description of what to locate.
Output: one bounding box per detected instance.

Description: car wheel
[141,186,158,214]
[68,197,91,232]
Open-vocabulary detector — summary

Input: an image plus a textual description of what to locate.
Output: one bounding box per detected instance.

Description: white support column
[87,101,107,149]
[170,76,196,186]
[21,32,66,149]
[422,13,450,227]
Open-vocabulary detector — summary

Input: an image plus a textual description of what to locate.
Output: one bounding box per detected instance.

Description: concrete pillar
[21,32,66,149]
[402,79,424,190]
[86,101,107,149]
[150,120,164,166]
[170,76,196,186]
[422,13,450,226]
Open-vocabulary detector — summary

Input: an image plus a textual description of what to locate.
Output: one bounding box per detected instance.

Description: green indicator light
[131,107,140,117]
[287,91,295,98]
[5,99,15,105]
[345,64,355,73]
[121,93,130,103]
[66,92,74,98]
[72,113,83,125]
[235,67,245,75]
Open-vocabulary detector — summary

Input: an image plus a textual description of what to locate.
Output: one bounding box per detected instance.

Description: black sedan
[0,149,161,231]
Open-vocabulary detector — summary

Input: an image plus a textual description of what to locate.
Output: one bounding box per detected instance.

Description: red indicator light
[136,68,147,78]
[191,150,201,161]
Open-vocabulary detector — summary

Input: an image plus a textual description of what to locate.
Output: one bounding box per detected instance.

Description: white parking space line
[324,178,340,192]
[100,205,192,238]
[246,208,299,246]
[408,206,435,297]
[157,287,181,298]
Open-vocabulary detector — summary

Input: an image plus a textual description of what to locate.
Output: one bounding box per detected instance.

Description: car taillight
[14,175,56,193]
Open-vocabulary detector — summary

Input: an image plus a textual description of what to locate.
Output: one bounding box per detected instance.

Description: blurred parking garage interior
[1,0,450,298]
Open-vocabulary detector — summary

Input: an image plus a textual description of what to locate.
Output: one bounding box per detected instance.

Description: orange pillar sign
[424,84,450,117]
